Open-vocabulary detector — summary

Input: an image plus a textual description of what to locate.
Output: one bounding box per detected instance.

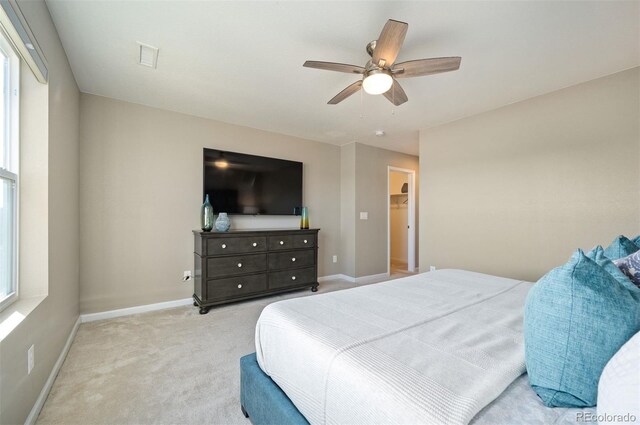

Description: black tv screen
[203,149,303,215]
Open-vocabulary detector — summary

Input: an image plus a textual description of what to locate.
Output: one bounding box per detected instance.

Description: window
[0,30,19,312]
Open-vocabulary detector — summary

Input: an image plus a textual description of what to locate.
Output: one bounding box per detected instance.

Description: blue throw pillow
[633,235,640,247]
[524,250,640,407]
[587,246,640,297]
[603,236,639,260]
[614,251,640,289]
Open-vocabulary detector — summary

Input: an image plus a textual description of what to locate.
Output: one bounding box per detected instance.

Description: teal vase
[300,207,309,229]
[201,195,214,231]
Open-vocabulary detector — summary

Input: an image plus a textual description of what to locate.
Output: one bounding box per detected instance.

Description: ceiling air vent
[137,42,159,68]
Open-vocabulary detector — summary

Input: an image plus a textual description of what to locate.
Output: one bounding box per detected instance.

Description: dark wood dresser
[193,228,320,314]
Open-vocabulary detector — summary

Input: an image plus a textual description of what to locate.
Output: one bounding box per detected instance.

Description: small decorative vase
[215,212,231,232]
[300,207,309,229]
[201,195,214,232]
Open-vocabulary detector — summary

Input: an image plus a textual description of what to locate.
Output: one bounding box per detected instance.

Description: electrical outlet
[359,212,368,220]
[430,266,436,272]
[332,255,338,263]
[27,345,34,375]
[183,270,192,282]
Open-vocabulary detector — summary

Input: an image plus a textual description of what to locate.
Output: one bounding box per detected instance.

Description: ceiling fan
[303,19,461,106]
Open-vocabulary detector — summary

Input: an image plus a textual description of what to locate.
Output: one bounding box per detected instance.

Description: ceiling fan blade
[328,80,362,104]
[372,19,408,67]
[383,79,408,106]
[392,57,461,78]
[303,61,365,74]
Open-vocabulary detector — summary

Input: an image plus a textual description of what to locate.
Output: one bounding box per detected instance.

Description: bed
[241,269,595,425]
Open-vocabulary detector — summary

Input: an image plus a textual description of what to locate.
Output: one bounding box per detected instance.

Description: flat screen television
[203,148,303,215]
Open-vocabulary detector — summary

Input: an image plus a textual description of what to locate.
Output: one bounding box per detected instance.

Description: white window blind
[0,28,18,311]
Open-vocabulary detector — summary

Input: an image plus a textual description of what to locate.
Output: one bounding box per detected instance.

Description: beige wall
[350,143,419,278]
[420,67,640,282]
[340,144,356,277]
[0,1,80,423]
[79,94,341,313]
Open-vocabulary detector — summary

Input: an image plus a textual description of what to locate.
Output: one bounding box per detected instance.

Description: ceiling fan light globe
[362,71,393,95]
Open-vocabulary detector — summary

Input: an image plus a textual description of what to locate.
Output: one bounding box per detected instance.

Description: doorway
[387,166,416,275]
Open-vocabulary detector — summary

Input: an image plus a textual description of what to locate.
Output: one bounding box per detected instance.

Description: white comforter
[255,269,532,425]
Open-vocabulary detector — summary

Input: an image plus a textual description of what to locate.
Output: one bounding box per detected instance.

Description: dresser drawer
[292,234,315,249]
[207,254,267,278]
[268,234,315,250]
[206,236,267,256]
[206,274,267,301]
[269,249,315,270]
[269,267,316,290]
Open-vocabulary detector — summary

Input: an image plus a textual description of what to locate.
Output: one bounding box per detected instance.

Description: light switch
[359,212,368,220]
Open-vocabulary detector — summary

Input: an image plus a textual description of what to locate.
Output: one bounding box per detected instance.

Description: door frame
[387,166,416,274]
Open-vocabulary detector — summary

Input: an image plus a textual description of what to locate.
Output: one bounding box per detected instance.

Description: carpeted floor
[36,276,395,425]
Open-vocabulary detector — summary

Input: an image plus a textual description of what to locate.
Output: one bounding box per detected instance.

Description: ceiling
[45,1,639,155]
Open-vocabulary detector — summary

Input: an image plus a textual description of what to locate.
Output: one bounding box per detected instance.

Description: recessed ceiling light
[375,130,385,137]
[137,42,159,68]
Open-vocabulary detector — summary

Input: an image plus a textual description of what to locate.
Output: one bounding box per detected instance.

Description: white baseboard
[79,271,391,324]
[81,275,351,323]
[318,274,352,282]
[25,316,81,425]
[80,298,193,323]
[355,272,390,284]
[332,274,355,283]
[334,272,391,284]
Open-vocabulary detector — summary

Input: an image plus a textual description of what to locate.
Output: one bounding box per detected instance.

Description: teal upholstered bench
[240,353,309,425]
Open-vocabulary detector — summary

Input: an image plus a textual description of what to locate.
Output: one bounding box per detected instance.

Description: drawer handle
[222,244,227,249]
[279,240,284,245]
[304,239,308,244]
[237,284,243,289]
[291,276,296,281]
[237,263,243,268]
[291,257,296,262]
[252,242,258,247]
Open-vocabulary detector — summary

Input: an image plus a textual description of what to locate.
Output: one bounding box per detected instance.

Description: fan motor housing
[364,67,391,80]
[366,40,377,57]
